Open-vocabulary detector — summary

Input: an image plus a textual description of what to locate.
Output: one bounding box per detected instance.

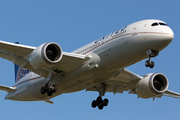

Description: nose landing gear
[145,58,155,68]
[145,49,159,68]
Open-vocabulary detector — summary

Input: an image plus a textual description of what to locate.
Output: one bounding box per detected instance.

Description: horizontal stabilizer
[44,100,54,104]
[0,85,16,92]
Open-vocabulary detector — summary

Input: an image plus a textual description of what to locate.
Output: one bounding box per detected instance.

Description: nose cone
[162,27,174,43]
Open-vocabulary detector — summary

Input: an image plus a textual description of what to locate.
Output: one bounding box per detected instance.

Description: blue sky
[0,0,180,120]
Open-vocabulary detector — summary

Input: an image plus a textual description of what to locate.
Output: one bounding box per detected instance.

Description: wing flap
[0,85,16,92]
[87,68,142,94]
[0,51,7,59]
[6,53,18,62]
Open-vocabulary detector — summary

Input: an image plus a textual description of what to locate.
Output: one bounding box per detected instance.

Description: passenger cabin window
[151,22,158,26]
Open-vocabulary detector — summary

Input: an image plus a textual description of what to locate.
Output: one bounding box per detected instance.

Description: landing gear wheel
[47,90,53,96]
[96,96,102,104]
[145,49,159,68]
[91,100,97,108]
[149,61,154,68]
[91,96,109,110]
[91,83,109,110]
[52,85,57,93]
[145,60,150,67]
[104,99,109,106]
[40,87,45,94]
[44,83,50,92]
[98,104,104,110]
[145,60,154,68]
[40,83,58,96]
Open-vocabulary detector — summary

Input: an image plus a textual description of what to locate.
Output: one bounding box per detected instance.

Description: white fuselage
[5,19,174,101]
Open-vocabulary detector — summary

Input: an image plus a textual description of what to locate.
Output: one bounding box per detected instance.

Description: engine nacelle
[136,73,169,98]
[29,42,63,69]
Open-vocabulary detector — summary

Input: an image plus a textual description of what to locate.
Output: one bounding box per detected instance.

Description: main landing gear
[91,83,109,110]
[40,69,65,96]
[40,83,57,96]
[91,96,109,110]
[145,49,159,68]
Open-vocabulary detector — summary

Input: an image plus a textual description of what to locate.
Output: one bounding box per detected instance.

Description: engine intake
[29,42,63,69]
[136,73,169,98]
[42,42,62,64]
[150,74,168,93]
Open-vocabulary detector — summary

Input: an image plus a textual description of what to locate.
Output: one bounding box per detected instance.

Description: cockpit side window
[159,22,168,26]
[151,22,159,26]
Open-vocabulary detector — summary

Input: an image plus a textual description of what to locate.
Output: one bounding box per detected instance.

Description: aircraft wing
[86,68,142,94]
[87,68,180,99]
[162,90,180,99]
[0,40,88,78]
[0,85,16,92]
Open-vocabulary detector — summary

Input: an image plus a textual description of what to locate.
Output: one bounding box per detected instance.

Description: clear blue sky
[0,0,179,120]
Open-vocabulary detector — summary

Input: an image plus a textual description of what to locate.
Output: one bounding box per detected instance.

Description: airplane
[0,19,179,110]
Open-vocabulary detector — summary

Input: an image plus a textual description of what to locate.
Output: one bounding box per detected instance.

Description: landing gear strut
[91,83,109,110]
[145,49,159,68]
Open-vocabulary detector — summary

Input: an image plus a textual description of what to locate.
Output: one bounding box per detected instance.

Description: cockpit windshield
[159,22,168,26]
[151,22,158,26]
[151,22,168,26]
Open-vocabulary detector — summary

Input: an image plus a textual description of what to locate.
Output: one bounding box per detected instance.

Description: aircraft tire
[104,99,109,106]
[45,83,50,92]
[98,104,104,110]
[91,100,97,108]
[40,87,46,94]
[52,85,57,93]
[145,60,150,67]
[150,61,154,68]
[47,90,53,96]
[96,96,102,105]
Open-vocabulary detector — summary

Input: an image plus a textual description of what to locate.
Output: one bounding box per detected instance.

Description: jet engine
[135,73,169,98]
[29,42,63,69]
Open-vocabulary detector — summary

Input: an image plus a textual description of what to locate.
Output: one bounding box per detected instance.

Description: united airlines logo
[94,26,127,44]
[16,66,30,83]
